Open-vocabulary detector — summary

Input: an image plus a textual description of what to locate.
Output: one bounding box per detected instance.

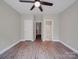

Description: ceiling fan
[19,0,53,12]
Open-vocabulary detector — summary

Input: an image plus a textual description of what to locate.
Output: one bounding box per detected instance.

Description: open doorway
[35,22,42,41]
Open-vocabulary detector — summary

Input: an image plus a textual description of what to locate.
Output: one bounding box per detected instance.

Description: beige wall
[59,1,78,51]
[0,1,21,53]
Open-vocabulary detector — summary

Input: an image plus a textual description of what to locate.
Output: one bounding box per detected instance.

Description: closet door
[43,19,52,41]
[46,21,52,40]
[24,20,33,41]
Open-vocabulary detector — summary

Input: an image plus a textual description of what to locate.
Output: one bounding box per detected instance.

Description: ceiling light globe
[35,1,40,7]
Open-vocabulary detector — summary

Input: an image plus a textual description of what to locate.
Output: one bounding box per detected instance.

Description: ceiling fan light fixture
[20,0,53,12]
[34,1,40,7]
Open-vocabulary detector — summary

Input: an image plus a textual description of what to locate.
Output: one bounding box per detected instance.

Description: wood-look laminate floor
[0,40,78,59]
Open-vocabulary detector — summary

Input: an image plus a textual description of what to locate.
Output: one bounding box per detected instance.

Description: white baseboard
[0,40,21,55]
[42,40,52,41]
[21,39,34,41]
[52,40,60,42]
[59,40,78,53]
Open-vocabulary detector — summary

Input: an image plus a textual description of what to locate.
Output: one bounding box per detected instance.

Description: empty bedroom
[0,0,78,59]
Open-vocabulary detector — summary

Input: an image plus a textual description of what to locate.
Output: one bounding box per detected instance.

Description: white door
[46,21,52,40]
[24,20,33,41]
[43,19,52,41]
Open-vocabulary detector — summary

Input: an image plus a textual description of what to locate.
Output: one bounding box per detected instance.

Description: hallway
[0,41,77,59]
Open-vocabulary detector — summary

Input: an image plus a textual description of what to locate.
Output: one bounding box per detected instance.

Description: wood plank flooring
[0,41,78,59]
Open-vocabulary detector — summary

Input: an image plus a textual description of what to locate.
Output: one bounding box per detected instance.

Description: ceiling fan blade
[39,6,43,12]
[35,0,40,1]
[30,5,35,10]
[41,1,53,6]
[20,0,34,3]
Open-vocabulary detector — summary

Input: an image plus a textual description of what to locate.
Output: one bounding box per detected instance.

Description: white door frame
[33,21,43,41]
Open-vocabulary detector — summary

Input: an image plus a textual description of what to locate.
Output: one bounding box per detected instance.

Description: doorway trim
[33,21,43,41]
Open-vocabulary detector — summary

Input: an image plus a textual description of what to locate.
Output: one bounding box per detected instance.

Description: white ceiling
[4,0,77,14]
